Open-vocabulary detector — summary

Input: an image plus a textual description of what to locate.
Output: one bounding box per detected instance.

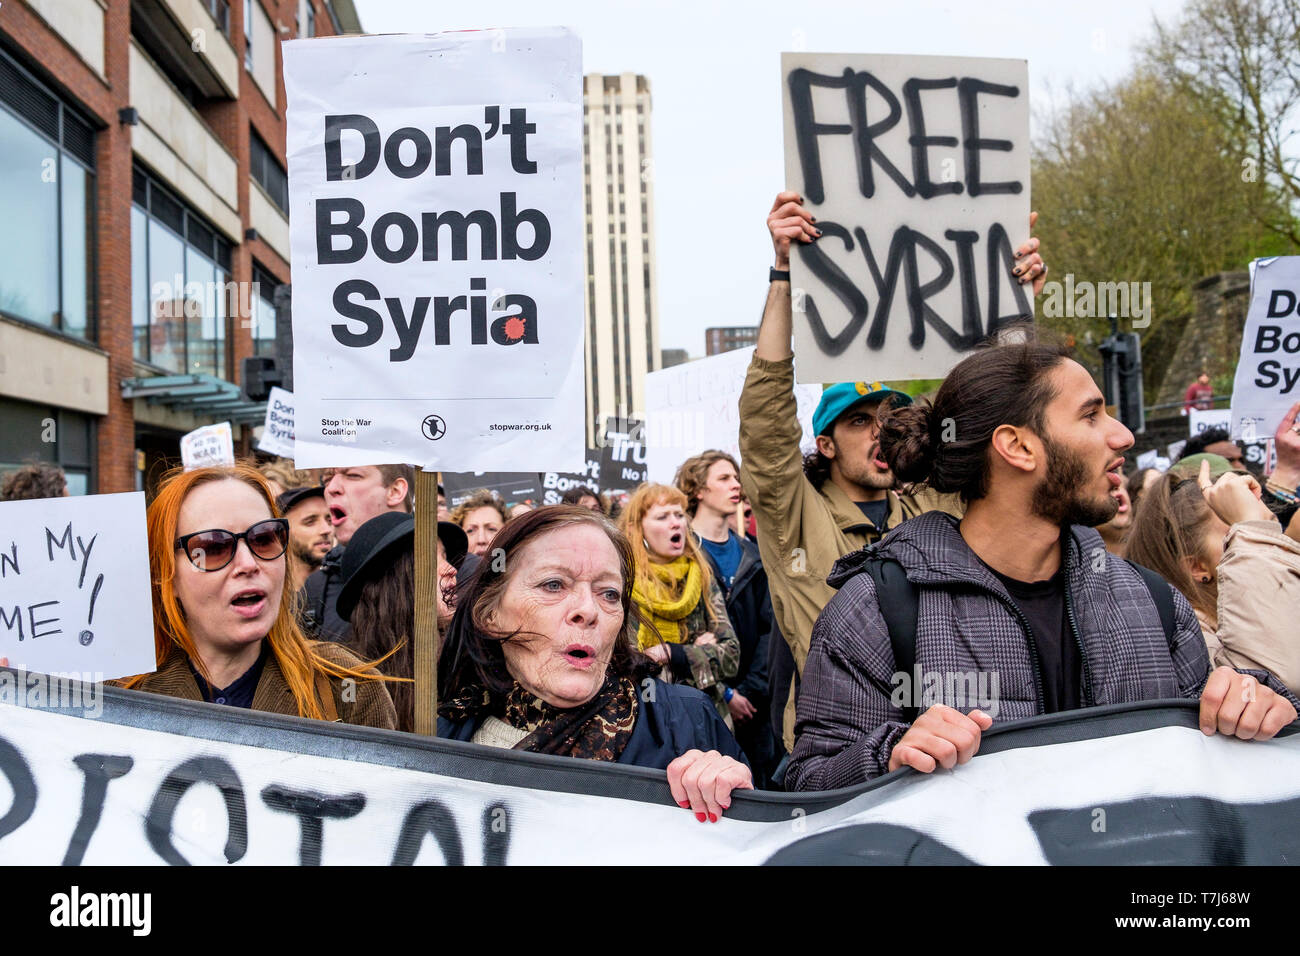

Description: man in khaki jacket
[739,191,1046,750]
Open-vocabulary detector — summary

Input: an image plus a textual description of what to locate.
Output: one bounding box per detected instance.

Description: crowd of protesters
[4,192,1299,822]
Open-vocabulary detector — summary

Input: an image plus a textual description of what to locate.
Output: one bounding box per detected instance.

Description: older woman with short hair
[438,505,751,821]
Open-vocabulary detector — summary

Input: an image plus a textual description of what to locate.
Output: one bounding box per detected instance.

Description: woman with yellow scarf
[620,484,741,726]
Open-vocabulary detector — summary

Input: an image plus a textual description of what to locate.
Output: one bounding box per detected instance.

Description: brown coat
[110,640,398,730]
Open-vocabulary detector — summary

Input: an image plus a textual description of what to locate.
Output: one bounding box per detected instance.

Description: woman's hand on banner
[667,749,753,822]
[768,191,819,270]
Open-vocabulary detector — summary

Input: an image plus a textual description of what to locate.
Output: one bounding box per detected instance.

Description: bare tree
[1148,0,1300,244]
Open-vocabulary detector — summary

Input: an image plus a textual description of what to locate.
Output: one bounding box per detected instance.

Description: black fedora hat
[336,513,470,622]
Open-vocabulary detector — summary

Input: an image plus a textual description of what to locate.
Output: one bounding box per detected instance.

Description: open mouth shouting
[1105,458,1125,491]
[329,506,347,528]
[230,588,268,619]
[563,643,597,669]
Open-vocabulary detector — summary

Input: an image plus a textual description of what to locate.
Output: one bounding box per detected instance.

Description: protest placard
[1189,408,1230,436]
[283,29,585,472]
[600,416,647,493]
[781,53,1032,383]
[256,387,296,459]
[180,422,235,471]
[0,493,155,679]
[539,448,602,504]
[441,471,542,509]
[644,347,821,484]
[1230,256,1300,440]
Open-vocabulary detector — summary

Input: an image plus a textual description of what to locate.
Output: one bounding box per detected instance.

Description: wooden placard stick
[412,469,439,735]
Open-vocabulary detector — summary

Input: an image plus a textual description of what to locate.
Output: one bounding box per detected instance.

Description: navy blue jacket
[437,679,747,771]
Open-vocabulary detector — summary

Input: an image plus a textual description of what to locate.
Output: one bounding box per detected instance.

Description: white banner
[0,494,155,679]
[782,53,1032,383]
[0,691,1297,864]
[180,422,234,471]
[1230,255,1300,440]
[283,29,585,471]
[257,387,296,459]
[643,347,821,484]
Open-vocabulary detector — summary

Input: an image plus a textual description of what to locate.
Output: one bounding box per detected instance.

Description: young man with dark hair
[301,464,414,641]
[677,450,777,782]
[276,485,334,593]
[738,192,1045,753]
[786,341,1299,791]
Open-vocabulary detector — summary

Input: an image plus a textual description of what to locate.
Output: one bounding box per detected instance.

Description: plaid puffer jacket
[786,511,1300,791]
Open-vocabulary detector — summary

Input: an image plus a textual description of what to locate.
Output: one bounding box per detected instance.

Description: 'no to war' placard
[180,421,235,471]
[782,53,1032,383]
[1231,256,1300,440]
[283,28,585,472]
[0,493,155,680]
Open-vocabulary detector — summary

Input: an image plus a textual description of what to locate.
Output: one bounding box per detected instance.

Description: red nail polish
[695,811,706,822]
[708,813,718,823]
[678,801,690,808]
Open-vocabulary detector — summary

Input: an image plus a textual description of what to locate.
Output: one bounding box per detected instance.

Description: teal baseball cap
[813,381,913,437]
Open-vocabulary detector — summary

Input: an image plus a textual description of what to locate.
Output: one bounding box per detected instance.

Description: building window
[299,0,316,38]
[203,0,231,36]
[131,166,231,378]
[251,261,279,358]
[244,0,254,70]
[0,397,95,494]
[0,49,95,340]
[249,127,288,213]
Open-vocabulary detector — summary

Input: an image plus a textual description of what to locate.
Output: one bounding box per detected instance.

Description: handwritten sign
[283,29,586,472]
[180,422,234,471]
[1231,256,1300,440]
[257,387,296,459]
[0,493,155,679]
[781,52,1032,382]
[644,347,820,484]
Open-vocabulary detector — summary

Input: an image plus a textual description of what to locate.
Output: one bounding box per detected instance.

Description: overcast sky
[352,0,1189,355]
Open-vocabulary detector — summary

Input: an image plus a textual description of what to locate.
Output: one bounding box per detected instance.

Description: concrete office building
[0,0,359,495]
[583,72,660,447]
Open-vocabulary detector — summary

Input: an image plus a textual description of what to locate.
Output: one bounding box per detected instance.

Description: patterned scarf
[631,556,702,650]
[441,673,639,762]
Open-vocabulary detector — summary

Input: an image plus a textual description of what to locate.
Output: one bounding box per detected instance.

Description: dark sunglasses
[174,518,289,571]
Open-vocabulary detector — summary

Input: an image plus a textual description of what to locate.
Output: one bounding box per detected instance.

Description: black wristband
[769,268,791,283]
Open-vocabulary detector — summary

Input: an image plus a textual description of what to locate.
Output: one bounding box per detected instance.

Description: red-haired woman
[619,484,740,725]
[112,464,397,727]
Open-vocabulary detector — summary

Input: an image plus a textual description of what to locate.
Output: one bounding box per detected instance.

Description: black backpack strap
[863,557,920,723]
[1125,559,1177,645]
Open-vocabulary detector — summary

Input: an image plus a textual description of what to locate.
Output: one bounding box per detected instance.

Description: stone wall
[1155,271,1251,407]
